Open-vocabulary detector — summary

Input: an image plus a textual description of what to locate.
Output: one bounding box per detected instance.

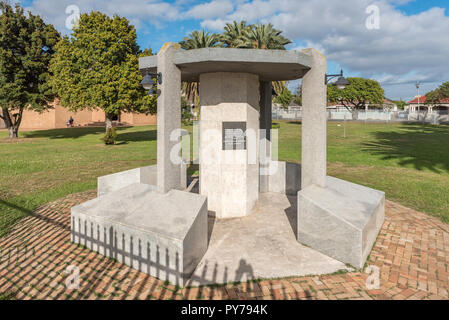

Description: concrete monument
[71,43,385,287]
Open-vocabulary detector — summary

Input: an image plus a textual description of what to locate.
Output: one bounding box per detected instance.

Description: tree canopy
[179,30,220,50]
[273,87,293,108]
[49,11,156,133]
[328,77,385,119]
[0,2,60,138]
[426,82,449,105]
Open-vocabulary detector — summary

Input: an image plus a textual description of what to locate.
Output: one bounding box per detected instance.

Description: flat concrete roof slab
[139,48,312,82]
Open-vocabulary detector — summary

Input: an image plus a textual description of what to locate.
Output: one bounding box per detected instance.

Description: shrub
[102,127,117,145]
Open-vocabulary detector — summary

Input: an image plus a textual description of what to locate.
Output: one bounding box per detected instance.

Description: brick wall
[15,99,157,130]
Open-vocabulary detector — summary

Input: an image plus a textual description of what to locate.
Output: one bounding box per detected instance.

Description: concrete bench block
[297,176,385,269]
[97,164,187,197]
[71,183,208,286]
[265,161,301,196]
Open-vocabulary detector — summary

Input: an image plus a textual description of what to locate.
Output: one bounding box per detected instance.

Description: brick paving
[0,190,448,300]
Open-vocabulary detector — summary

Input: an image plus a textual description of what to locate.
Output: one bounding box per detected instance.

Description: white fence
[272,109,449,124]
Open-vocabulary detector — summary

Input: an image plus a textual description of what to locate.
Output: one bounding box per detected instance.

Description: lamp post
[326,70,350,137]
[416,81,420,116]
[140,69,162,95]
[325,69,350,89]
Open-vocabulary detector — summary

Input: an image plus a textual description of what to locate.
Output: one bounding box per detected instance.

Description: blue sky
[20,0,449,101]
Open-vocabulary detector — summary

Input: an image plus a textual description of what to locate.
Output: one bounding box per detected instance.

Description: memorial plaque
[222,122,246,150]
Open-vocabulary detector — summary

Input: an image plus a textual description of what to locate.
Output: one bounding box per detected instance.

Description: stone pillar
[157,43,182,193]
[199,72,260,218]
[301,49,327,189]
[259,81,272,193]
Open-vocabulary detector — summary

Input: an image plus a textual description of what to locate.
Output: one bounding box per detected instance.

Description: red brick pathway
[0,191,448,300]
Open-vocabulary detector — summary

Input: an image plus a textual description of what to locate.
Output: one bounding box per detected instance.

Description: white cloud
[185,0,233,19]
[197,0,449,99]
[24,0,181,33]
[23,0,449,99]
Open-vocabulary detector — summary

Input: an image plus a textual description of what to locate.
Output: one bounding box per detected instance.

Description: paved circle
[0,190,448,300]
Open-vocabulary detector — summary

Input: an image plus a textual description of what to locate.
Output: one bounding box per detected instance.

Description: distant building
[406,95,449,113]
[0,99,156,130]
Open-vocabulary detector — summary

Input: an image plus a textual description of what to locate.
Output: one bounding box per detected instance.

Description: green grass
[1,121,448,237]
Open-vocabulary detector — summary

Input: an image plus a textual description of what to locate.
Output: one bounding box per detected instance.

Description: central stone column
[199,72,260,218]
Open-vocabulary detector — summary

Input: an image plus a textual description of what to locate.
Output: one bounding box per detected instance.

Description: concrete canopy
[139,48,312,82]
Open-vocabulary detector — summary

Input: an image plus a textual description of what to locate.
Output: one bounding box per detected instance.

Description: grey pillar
[259,81,272,193]
[301,49,327,189]
[157,42,182,193]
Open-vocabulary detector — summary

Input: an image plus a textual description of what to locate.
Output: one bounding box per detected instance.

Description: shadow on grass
[116,129,157,143]
[23,126,108,139]
[22,126,157,143]
[362,123,449,174]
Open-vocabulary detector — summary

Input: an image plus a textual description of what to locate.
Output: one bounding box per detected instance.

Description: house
[0,99,156,130]
[406,95,449,113]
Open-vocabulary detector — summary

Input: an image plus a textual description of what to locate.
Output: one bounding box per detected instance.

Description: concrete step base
[297,176,385,269]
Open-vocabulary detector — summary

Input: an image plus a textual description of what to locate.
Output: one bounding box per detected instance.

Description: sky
[18,0,449,101]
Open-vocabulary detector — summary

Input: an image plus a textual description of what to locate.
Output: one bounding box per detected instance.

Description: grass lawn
[1,121,448,237]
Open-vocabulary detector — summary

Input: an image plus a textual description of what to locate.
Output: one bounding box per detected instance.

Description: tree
[179,29,220,50]
[242,23,291,50]
[328,77,385,120]
[49,12,155,142]
[179,30,220,106]
[426,82,449,105]
[220,21,251,48]
[273,87,293,108]
[293,84,302,105]
[393,100,406,110]
[0,2,60,138]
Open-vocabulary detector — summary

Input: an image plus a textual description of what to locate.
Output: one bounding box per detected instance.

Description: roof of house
[408,95,449,104]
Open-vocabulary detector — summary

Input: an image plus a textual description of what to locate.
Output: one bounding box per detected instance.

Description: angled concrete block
[72,183,208,286]
[297,176,385,269]
[97,165,157,197]
[97,165,187,197]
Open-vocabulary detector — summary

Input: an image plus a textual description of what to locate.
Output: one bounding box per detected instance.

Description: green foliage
[426,82,449,105]
[328,77,385,110]
[181,96,193,125]
[273,87,293,108]
[293,84,302,105]
[220,21,252,48]
[49,12,156,125]
[179,30,220,50]
[393,100,407,110]
[102,127,117,145]
[242,23,291,49]
[0,2,60,138]
[219,21,291,49]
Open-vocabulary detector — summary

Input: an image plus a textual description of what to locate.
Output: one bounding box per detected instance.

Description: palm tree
[179,30,220,105]
[242,23,291,50]
[179,30,220,50]
[220,21,251,48]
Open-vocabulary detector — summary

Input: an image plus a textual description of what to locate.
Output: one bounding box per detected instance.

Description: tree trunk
[351,109,359,120]
[2,107,23,139]
[105,113,113,131]
[8,126,18,139]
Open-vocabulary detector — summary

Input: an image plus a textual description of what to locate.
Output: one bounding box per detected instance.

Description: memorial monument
[70,43,385,286]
